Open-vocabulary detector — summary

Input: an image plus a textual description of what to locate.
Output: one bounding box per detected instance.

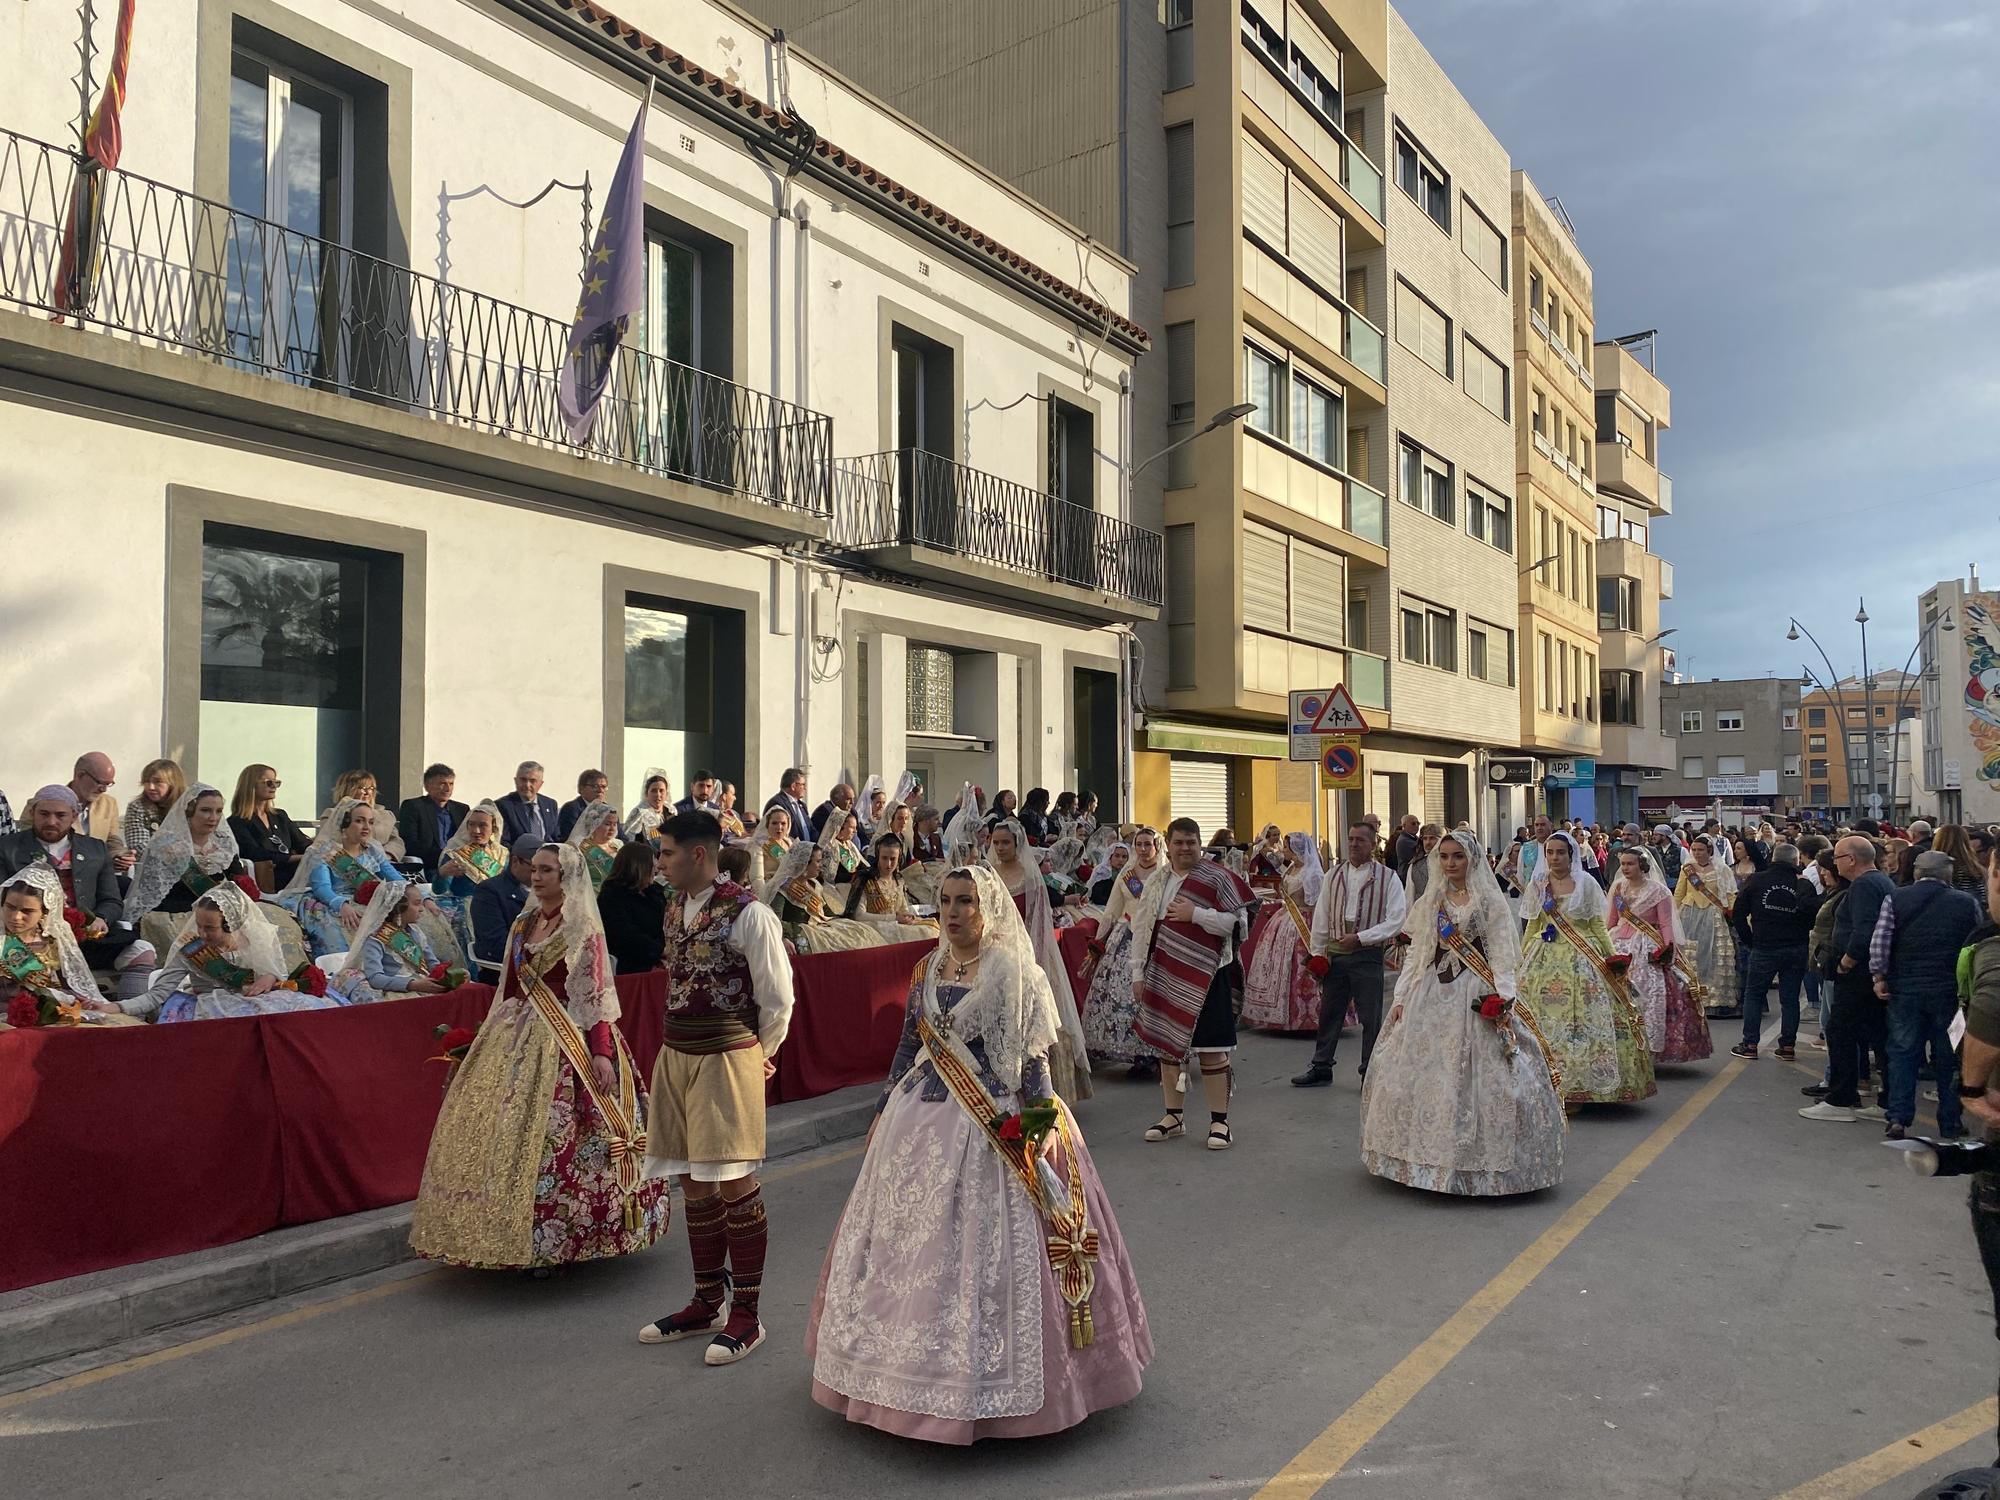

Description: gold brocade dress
[409,921,669,1269]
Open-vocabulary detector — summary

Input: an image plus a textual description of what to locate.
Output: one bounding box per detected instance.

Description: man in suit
[763,767,812,841]
[397,763,471,880]
[470,835,541,977]
[0,784,157,1000]
[496,762,561,847]
[556,768,610,842]
[675,769,722,816]
[809,781,855,842]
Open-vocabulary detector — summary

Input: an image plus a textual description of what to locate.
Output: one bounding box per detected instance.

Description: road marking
[1250,1053,1754,1499]
[1769,1396,1998,1499]
[0,1137,870,1412]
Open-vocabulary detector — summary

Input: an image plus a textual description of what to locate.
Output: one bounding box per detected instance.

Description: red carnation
[436,1025,478,1053]
[1477,994,1509,1021]
[1306,953,1331,979]
[62,906,89,941]
[291,962,328,997]
[1605,954,1632,976]
[7,993,40,1029]
[355,879,382,908]
[1648,943,1674,968]
[1077,863,1094,882]
[996,1114,1024,1142]
[429,962,452,984]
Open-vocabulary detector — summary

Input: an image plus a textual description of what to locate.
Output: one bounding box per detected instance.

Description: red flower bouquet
[428,962,470,991]
[7,993,41,1028]
[1647,943,1674,968]
[989,1099,1061,1151]
[1605,954,1633,976]
[1474,993,1511,1022]
[430,1021,478,1064]
[287,962,329,997]
[62,905,90,941]
[1306,953,1331,979]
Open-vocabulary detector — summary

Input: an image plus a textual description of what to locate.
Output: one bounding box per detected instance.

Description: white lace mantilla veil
[169,882,287,980]
[566,801,622,847]
[1525,832,1607,923]
[854,774,886,834]
[441,800,504,865]
[1045,832,1085,877]
[985,818,1089,1076]
[943,782,982,867]
[1,866,101,997]
[1610,846,1685,945]
[621,771,671,840]
[1686,838,1737,900]
[1400,830,1520,993]
[530,841,619,1028]
[1079,823,1120,870]
[342,877,419,971]
[927,864,1061,1092]
[126,782,242,922]
[276,796,389,903]
[891,771,919,809]
[1286,831,1326,906]
[765,839,821,907]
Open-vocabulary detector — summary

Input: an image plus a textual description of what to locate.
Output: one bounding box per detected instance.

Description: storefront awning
[1140,719,1289,759]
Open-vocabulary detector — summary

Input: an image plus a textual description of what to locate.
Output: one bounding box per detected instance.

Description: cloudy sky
[1396,0,2000,690]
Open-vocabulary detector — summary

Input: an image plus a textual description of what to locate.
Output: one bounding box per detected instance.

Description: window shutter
[1288,181,1342,291]
[1169,758,1233,838]
[1288,5,1342,89]
[1166,322,1195,423]
[1241,133,1287,251]
[1242,521,1290,634]
[1290,540,1345,646]
[1419,300,1448,374]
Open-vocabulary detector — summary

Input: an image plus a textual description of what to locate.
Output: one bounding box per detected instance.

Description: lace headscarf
[1611,845,1684,944]
[441,800,505,870]
[1,865,101,998]
[522,842,620,1027]
[1402,830,1520,989]
[764,839,825,912]
[169,882,287,981]
[1525,832,1607,924]
[1285,831,1325,906]
[126,782,241,921]
[1681,835,1738,902]
[1079,823,1121,871]
[621,770,673,841]
[891,771,919,810]
[985,819,1088,1072]
[341,878,425,973]
[854,774,886,834]
[1045,832,1086,877]
[566,801,622,848]
[943,782,983,866]
[926,865,1061,1092]
[277,796,390,903]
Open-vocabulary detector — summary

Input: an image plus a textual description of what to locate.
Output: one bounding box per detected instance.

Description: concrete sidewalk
[0,1080,878,1379]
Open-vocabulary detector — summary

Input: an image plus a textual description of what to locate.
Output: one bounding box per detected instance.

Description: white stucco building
[0,0,1160,818]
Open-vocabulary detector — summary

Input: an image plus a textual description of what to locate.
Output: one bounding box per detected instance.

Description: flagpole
[73,0,99,155]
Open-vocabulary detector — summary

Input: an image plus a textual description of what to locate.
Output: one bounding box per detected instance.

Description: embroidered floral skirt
[1238,905,1322,1032]
[157,985,341,1022]
[410,996,669,1269]
[1613,929,1714,1063]
[1678,903,1738,1014]
[1518,926,1655,1105]
[1080,924,1147,1065]
[806,1089,1151,1443]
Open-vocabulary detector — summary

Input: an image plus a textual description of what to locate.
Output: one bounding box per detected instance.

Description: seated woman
[567,802,623,892]
[808,866,1152,1442]
[120,759,186,865]
[823,812,866,886]
[320,769,406,862]
[142,885,337,1022]
[277,796,405,956]
[620,772,672,845]
[1240,833,1326,1033]
[334,879,465,1004]
[126,783,257,951]
[0,867,143,1027]
[714,781,748,841]
[433,800,506,958]
[740,805,795,892]
[843,832,939,944]
[765,842,883,954]
[987,818,1091,1101]
[598,839,668,974]
[853,775,889,837]
[228,763,310,891]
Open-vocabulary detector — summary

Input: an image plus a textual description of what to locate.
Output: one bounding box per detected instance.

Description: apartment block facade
[1651,679,1802,824]
[0,0,1159,815]
[1801,673,1918,821]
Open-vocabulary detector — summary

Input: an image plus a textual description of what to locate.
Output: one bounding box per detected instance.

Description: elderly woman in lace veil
[138,884,336,1023]
[567,801,624,892]
[1520,832,1655,1109]
[843,831,940,944]
[433,800,505,958]
[1673,835,1739,1022]
[1080,827,1163,1077]
[276,796,405,956]
[765,840,882,953]
[807,864,1152,1443]
[1358,830,1564,1197]
[410,841,669,1270]
[1240,832,1328,1034]
[124,783,255,948]
[1610,844,1712,1062]
[987,818,1091,1100]
[0,867,143,1027]
[333,878,467,1004]
[621,771,673,845]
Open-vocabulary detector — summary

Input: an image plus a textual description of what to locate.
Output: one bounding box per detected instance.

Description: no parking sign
[1320,736,1362,790]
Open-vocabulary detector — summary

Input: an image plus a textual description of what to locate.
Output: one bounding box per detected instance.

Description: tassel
[1080,1300,1095,1348]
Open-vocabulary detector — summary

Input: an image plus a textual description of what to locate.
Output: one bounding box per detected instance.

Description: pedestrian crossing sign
[1309,683,1370,735]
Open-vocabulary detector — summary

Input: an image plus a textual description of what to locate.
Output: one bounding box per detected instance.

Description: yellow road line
[1770,1396,1998,1499]
[0,1136,869,1411]
[1250,1055,1752,1499]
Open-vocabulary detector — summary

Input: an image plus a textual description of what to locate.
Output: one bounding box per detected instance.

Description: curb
[0,1082,878,1377]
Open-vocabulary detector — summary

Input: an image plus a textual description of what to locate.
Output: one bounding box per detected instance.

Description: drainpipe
[791,198,815,778]
[1117,368,1135,821]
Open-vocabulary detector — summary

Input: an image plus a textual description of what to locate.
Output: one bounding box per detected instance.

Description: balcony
[1240,43,1384,235]
[1241,428,1389,553]
[1241,235,1387,394]
[0,127,832,535]
[829,450,1163,620]
[1594,437,1660,508]
[1656,472,1673,515]
[1348,649,1388,711]
[1659,558,1674,600]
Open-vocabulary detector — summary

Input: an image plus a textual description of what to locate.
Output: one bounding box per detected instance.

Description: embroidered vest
[662,879,759,1052]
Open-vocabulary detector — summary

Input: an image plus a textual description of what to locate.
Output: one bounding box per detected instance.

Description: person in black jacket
[469,836,539,979]
[395,764,471,881]
[1801,837,1897,1120]
[598,839,668,974]
[1728,843,1821,1061]
[1017,788,1052,845]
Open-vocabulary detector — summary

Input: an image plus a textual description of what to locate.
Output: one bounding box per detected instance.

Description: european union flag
[558,85,652,444]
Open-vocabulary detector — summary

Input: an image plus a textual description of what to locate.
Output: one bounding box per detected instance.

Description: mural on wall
[1963,594,2000,784]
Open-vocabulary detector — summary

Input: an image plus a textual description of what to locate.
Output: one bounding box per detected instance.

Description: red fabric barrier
[776,943,922,1103]
[0,1019,284,1292]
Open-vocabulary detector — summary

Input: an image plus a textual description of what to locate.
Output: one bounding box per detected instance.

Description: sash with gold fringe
[1615,900,1708,1001]
[1435,910,1564,1103]
[1535,896,1650,1057]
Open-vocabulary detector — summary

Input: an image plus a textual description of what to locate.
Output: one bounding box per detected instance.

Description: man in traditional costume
[640,811,796,1366]
[1130,817,1254,1150]
[1293,821,1408,1087]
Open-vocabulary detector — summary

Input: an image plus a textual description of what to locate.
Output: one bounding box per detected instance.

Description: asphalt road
[5,1026,1996,1499]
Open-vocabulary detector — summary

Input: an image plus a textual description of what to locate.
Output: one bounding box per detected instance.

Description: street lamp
[1129,402,1258,480]
[1789,615,1866,818]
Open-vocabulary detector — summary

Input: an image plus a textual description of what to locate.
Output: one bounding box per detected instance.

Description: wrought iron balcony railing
[830,449,1165,607]
[0,127,831,515]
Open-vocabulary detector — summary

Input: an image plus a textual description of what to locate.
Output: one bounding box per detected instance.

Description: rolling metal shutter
[1170,757,1233,840]
[1423,764,1448,826]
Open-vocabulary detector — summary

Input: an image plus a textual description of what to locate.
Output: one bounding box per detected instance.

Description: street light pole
[1858,598,1877,820]
[1789,617,1858,819]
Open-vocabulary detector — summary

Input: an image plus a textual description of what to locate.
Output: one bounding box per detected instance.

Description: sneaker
[1809,1036,1828,1051]
[704,1321,766,1366]
[1885,1121,1908,1141]
[1291,1067,1334,1088]
[1729,1042,1759,1060]
[1798,1102,1857,1122]
[1853,1104,1888,1122]
[1923,1086,1939,1103]
[1800,1084,1831,1099]
[1774,1045,1797,1062]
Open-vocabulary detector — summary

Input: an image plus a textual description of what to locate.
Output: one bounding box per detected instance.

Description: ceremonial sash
[1615,901,1707,999]
[1434,910,1564,1102]
[781,879,827,923]
[447,845,501,884]
[914,1003,1099,1349]
[330,850,375,895]
[1678,870,1728,914]
[184,940,258,990]
[510,924,649,1224]
[584,844,615,888]
[1280,883,1315,949]
[383,926,430,976]
[1536,896,1650,1053]
[180,861,231,898]
[0,936,62,999]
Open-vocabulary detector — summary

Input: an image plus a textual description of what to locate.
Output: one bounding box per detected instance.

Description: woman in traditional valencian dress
[1246,824,1286,893]
[277,796,404,956]
[1519,833,1655,1108]
[807,865,1152,1443]
[1610,847,1713,1063]
[1080,828,1162,1077]
[621,772,672,845]
[767,842,883,953]
[843,832,939,945]
[410,842,669,1270]
[568,801,623,892]
[0,868,142,1027]
[824,812,867,886]
[1360,832,1564,1197]
[334,879,466,1004]
[1674,835,1739,1021]
[124,783,256,950]
[433,800,506,959]
[142,885,337,1022]
[988,818,1090,1101]
[1239,832,1328,1034]
[741,805,795,892]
